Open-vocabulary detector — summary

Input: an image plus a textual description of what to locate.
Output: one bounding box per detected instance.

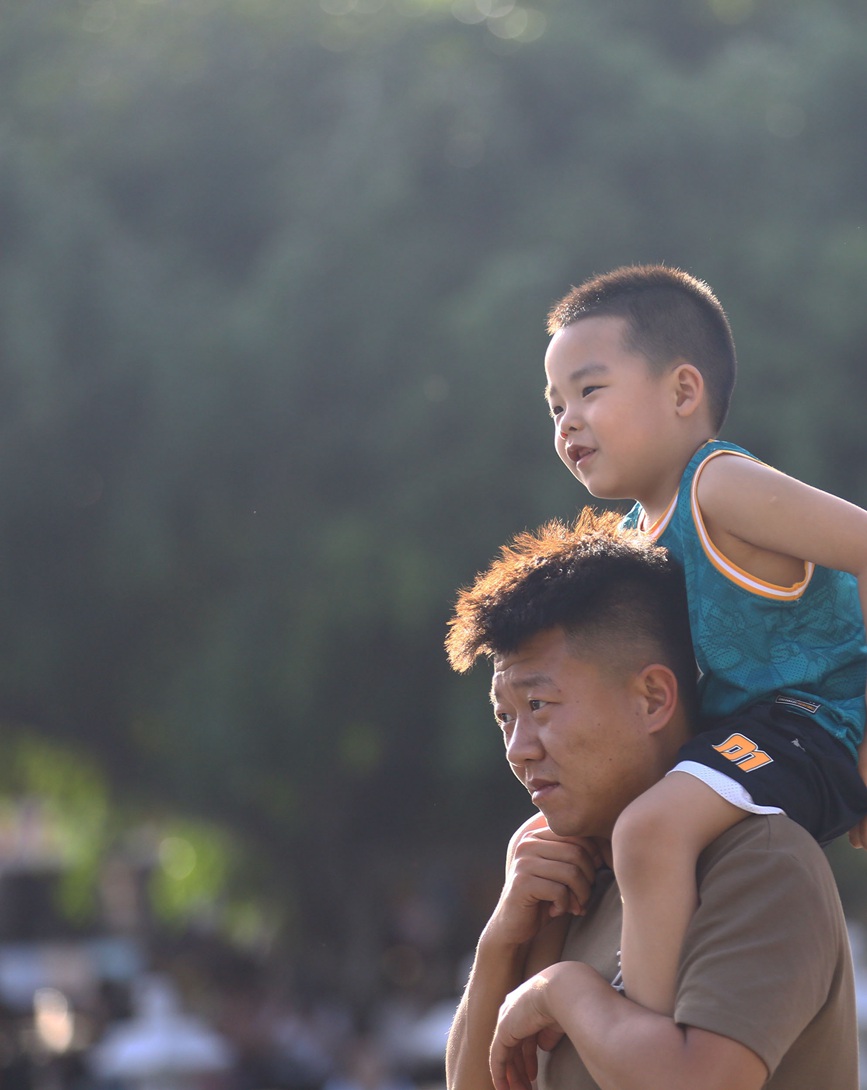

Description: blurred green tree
[0,0,866,991]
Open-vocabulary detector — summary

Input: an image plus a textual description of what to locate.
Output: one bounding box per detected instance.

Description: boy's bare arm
[696,454,867,842]
[853,737,867,846]
[857,547,867,834]
[694,454,867,584]
[446,817,600,1089]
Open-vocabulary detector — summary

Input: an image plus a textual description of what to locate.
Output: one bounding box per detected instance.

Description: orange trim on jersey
[643,492,678,539]
[690,449,813,600]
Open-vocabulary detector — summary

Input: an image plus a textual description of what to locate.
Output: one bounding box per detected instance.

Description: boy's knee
[612,790,683,878]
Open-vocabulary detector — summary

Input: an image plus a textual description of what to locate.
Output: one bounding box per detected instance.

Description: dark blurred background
[0,0,867,1086]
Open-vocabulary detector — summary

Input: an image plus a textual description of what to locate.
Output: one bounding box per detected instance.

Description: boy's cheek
[554,436,574,471]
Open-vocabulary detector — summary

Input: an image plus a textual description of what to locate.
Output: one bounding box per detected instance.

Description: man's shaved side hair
[446,508,697,719]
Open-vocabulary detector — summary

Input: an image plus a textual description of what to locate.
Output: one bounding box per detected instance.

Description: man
[444,509,858,1090]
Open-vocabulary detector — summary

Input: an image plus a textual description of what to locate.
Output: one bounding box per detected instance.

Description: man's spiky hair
[446,508,696,715]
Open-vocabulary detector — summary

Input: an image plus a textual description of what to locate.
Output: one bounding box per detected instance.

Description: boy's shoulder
[687,438,758,476]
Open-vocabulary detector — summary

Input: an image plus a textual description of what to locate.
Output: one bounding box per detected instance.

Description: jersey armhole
[690,450,814,600]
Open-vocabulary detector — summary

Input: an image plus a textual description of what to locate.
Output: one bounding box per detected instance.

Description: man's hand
[489,969,565,1090]
[490,960,768,1090]
[490,813,603,950]
[446,815,603,1090]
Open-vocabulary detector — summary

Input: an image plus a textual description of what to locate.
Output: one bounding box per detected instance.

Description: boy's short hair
[446,508,698,721]
[547,265,736,434]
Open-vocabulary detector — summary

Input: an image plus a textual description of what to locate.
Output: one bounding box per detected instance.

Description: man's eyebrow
[490,672,556,701]
[545,362,610,400]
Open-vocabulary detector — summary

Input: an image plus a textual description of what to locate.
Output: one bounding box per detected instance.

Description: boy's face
[544,316,683,514]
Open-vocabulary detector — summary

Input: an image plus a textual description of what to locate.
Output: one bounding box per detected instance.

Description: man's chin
[542,809,610,843]
[542,812,585,838]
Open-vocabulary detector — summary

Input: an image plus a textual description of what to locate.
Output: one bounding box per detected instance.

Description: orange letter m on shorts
[711,732,774,772]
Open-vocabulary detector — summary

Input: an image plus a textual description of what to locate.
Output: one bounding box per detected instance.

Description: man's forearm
[446,927,528,1090]
[540,963,767,1090]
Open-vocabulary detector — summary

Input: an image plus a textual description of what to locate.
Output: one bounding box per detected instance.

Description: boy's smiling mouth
[566,443,595,465]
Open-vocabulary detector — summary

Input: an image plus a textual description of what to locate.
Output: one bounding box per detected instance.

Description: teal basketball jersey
[622,441,867,758]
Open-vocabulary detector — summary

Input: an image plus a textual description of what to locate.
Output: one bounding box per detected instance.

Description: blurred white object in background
[90,973,233,1090]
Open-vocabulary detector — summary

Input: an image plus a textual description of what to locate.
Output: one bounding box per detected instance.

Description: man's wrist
[476,919,533,973]
[541,959,595,1016]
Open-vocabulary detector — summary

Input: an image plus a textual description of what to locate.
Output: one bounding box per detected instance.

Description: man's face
[491,628,659,839]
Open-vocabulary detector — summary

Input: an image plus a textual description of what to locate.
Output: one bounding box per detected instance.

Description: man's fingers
[490,1040,531,1090]
[490,1048,533,1090]
[512,831,600,908]
[490,977,551,1090]
[493,823,604,942]
[518,826,602,877]
[521,1035,539,1080]
[512,854,597,914]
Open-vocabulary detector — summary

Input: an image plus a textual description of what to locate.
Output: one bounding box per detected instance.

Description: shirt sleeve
[674,816,846,1076]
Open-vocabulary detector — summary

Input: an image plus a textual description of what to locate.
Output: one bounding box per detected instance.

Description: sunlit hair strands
[445,508,698,722]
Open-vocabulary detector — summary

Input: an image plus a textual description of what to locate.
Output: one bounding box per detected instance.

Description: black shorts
[673,699,867,845]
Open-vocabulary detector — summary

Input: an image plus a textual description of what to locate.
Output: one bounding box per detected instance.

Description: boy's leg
[611,771,746,1016]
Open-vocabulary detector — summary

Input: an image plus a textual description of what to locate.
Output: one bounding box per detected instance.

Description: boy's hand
[853,703,867,848]
[848,817,867,850]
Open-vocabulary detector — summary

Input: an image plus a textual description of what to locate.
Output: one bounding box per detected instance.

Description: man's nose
[505,716,543,764]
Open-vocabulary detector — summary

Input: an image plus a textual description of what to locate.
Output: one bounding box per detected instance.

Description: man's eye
[529,699,545,711]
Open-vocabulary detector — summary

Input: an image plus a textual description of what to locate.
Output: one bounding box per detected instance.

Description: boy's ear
[635,663,678,733]
[670,361,704,417]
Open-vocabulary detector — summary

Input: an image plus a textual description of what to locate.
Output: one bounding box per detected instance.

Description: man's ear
[635,663,678,733]
[670,361,704,418]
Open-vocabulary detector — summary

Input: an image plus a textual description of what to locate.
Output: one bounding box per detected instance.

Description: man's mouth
[527,777,559,803]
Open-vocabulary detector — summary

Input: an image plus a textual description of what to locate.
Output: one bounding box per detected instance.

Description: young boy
[543,264,867,1016]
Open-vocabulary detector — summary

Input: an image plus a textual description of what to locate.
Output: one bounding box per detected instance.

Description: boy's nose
[559,403,583,435]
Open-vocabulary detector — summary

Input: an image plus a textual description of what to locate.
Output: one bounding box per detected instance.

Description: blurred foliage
[0,0,866,986]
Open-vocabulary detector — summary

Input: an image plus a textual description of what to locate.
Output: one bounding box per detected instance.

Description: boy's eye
[529,699,545,711]
[548,404,563,420]
[581,385,600,397]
